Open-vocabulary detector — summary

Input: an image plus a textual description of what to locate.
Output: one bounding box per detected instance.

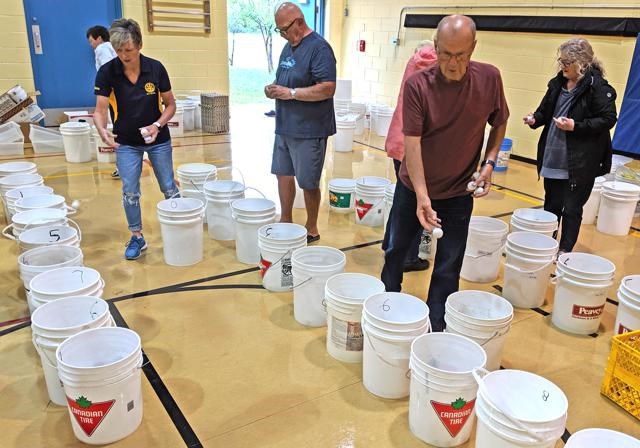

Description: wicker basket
[201,93,229,134]
[601,329,640,420]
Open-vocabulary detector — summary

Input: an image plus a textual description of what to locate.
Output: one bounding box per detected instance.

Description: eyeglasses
[557,58,574,68]
[436,49,472,62]
[275,18,300,35]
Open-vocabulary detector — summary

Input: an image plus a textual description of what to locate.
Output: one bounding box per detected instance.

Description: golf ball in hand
[432,227,443,239]
[474,187,484,195]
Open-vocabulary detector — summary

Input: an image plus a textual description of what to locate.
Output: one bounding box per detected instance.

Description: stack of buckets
[510,208,558,237]
[56,327,144,444]
[258,223,307,292]
[324,273,386,363]
[361,292,430,399]
[460,216,509,283]
[375,106,394,137]
[31,296,114,406]
[582,175,607,225]
[14,193,72,215]
[157,197,205,266]
[0,160,37,177]
[502,231,558,308]
[596,181,640,236]
[60,122,92,163]
[4,185,54,219]
[552,252,615,335]
[177,163,217,224]
[203,180,245,240]
[615,275,640,335]
[28,266,104,313]
[354,176,391,227]
[18,245,84,293]
[565,428,640,446]
[334,114,359,152]
[383,183,395,230]
[0,172,44,220]
[409,333,487,446]
[6,208,68,238]
[231,197,276,264]
[291,246,346,327]
[444,290,514,371]
[18,221,81,253]
[328,178,356,213]
[474,369,568,448]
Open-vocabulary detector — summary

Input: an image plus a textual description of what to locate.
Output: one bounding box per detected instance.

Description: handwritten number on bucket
[382,299,391,312]
[72,269,84,285]
[49,229,61,241]
[542,390,549,402]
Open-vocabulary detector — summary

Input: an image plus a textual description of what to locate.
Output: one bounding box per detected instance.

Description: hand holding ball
[432,227,443,239]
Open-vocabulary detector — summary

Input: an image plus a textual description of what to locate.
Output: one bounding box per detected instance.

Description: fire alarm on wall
[358,40,366,52]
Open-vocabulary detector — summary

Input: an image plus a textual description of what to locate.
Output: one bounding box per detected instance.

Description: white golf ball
[472,172,480,180]
[467,181,477,191]
[475,187,484,195]
[71,199,81,209]
[432,227,443,239]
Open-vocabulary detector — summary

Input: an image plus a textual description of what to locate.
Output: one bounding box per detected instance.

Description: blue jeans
[116,140,179,232]
[381,180,474,331]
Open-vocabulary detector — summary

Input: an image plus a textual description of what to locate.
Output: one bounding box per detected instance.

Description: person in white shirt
[87,25,118,177]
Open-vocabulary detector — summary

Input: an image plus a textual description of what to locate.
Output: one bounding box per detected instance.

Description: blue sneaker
[125,235,147,260]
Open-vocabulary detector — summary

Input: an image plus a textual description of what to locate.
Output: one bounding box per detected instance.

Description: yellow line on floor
[496,188,543,206]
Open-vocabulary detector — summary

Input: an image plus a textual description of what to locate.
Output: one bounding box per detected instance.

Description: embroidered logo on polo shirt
[144,82,156,94]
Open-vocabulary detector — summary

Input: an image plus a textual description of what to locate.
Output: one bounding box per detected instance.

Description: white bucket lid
[325,273,386,304]
[203,180,244,195]
[258,223,307,242]
[31,296,109,336]
[30,266,101,297]
[231,197,276,214]
[565,428,640,447]
[506,231,559,253]
[16,193,65,209]
[157,198,204,214]
[363,292,429,327]
[60,121,91,132]
[6,185,53,201]
[328,178,356,190]
[478,369,568,424]
[411,332,487,375]
[12,207,67,226]
[177,163,217,176]
[0,161,36,175]
[620,275,640,298]
[513,208,558,224]
[446,290,513,324]
[602,180,640,196]
[356,176,391,189]
[556,252,615,277]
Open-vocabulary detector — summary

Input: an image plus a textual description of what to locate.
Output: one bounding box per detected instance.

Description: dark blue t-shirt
[275,32,336,138]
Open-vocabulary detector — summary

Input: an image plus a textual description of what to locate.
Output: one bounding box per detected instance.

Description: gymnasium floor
[1,105,639,447]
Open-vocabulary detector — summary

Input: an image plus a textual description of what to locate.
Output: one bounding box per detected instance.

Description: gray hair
[435,15,476,43]
[558,38,605,78]
[110,18,143,50]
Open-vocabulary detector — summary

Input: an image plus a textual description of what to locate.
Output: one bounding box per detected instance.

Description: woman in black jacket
[524,37,617,254]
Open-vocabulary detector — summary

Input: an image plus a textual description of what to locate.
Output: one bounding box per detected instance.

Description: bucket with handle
[18,220,81,253]
[596,182,640,236]
[334,114,358,152]
[0,173,44,219]
[324,273,385,363]
[565,428,640,447]
[615,275,640,334]
[231,197,276,264]
[354,176,391,227]
[60,122,92,163]
[409,333,486,447]
[18,245,84,292]
[510,209,558,236]
[361,292,430,399]
[157,197,205,266]
[473,368,568,448]
[5,185,53,219]
[290,246,346,327]
[258,223,307,292]
[460,216,509,283]
[4,207,68,239]
[328,178,356,213]
[14,193,75,215]
[29,266,103,308]
[56,327,143,444]
[204,180,245,240]
[31,296,114,406]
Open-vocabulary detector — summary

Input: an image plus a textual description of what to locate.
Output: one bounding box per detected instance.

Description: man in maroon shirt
[381,15,509,332]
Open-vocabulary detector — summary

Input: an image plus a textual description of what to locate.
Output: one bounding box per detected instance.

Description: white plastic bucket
[325,273,386,363]
[18,221,81,253]
[5,185,53,219]
[168,107,184,137]
[291,246,346,327]
[328,178,356,213]
[31,296,114,405]
[375,107,394,137]
[565,428,640,447]
[258,223,307,292]
[383,183,395,230]
[178,101,196,131]
[157,198,205,266]
[354,176,391,227]
[597,193,640,236]
[474,369,568,448]
[552,274,612,335]
[14,193,69,214]
[614,290,640,335]
[461,216,509,283]
[18,245,84,292]
[4,207,68,239]
[334,114,358,152]
[29,266,104,313]
[60,122,92,163]
[502,249,554,309]
[0,161,37,178]
[409,333,486,446]
[556,252,616,280]
[91,125,116,163]
[510,208,558,236]
[204,180,245,240]
[362,292,430,399]
[231,197,276,264]
[582,176,606,225]
[177,163,217,191]
[56,327,143,444]
[0,174,44,204]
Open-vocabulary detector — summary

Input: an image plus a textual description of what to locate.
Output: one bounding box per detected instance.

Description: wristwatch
[481,159,496,169]
[153,121,162,129]
[290,88,297,99]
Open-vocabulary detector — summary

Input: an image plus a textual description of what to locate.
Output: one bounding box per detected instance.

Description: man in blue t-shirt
[264,2,336,244]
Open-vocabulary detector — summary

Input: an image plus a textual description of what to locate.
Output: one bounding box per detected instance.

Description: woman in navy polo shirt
[93,18,179,260]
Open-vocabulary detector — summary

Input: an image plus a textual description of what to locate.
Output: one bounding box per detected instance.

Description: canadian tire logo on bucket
[355,199,373,220]
[430,397,476,438]
[259,256,272,278]
[66,395,115,437]
[571,304,605,320]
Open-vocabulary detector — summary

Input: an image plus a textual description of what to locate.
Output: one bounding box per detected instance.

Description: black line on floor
[606,297,619,306]
[340,239,384,252]
[353,139,384,151]
[108,302,203,448]
[175,284,265,292]
[589,332,599,338]
[0,321,30,337]
[532,307,551,316]
[492,284,503,293]
[561,428,572,443]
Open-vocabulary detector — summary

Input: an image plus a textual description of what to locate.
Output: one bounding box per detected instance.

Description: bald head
[275,2,304,22]
[435,15,476,44]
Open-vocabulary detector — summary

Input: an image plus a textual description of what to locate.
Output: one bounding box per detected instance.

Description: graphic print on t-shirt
[280,56,296,70]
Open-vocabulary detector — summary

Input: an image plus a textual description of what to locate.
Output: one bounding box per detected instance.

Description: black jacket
[530,68,617,187]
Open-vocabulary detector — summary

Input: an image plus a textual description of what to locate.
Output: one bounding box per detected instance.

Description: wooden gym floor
[0,104,639,447]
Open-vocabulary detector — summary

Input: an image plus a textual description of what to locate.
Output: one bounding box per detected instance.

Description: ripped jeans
[116,140,179,232]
